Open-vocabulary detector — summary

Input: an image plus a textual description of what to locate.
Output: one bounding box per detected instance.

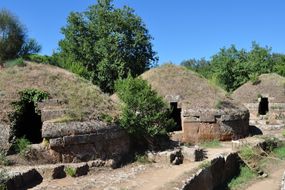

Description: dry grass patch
[0,62,119,123]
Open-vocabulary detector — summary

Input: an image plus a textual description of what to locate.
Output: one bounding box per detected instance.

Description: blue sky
[1,0,285,64]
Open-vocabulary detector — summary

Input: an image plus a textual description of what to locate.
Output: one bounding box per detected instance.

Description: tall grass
[239,146,256,160]
[272,146,285,159]
[13,137,31,156]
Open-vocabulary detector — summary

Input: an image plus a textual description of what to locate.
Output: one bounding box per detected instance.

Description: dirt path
[246,161,285,190]
[30,145,234,190]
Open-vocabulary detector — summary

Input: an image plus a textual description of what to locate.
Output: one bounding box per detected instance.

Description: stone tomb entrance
[16,102,43,144]
[258,97,269,115]
[14,100,43,144]
[169,102,182,131]
[10,89,48,145]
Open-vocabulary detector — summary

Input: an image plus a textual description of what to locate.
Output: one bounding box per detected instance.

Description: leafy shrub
[115,75,175,149]
[249,73,261,85]
[9,88,49,142]
[25,54,51,64]
[14,137,31,155]
[4,58,26,68]
[99,114,113,124]
[64,166,76,177]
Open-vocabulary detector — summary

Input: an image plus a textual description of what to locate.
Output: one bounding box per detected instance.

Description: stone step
[5,168,43,190]
[41,109,69,121]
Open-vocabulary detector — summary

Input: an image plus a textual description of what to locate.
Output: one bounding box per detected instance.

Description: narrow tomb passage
[258,97,269,115]
[169,102,182,131]
[15,102,43,143]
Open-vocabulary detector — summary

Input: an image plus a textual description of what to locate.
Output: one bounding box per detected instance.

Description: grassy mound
[141,64,241,110]
[232,73,285,103]
[0,61,119,123]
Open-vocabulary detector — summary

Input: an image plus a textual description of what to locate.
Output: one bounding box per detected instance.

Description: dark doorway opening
[258,97,269,115]
[169,102,182,131]
[15,102,43,143]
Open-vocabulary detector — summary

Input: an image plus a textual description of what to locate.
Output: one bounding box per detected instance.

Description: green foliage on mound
[115,75,175,149]
[9,88,49,142]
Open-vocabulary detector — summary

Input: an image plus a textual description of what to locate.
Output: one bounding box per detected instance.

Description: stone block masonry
[180,153,242,190]
[42,121,130,163]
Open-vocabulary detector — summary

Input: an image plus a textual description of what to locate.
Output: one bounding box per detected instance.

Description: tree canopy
[0,9,41,65]
[182,42,285,92]
[59,0,157,93]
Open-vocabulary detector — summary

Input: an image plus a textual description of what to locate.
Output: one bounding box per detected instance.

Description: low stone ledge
[6,169,43,190]
[179,153,241,190]
[36,165,66,179]
[42,121,118,138]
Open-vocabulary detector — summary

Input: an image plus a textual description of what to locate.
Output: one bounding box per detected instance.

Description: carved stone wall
[171,108,249,143]
[41,121,130,163]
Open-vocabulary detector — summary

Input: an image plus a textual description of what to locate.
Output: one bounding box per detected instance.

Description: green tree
[0,9,41,65]
[272,53,285,76]
[188,42,283,92]
[0,9,24,63]
[181,58,212,78]
[59,0,157,93]
[115,75,175,150]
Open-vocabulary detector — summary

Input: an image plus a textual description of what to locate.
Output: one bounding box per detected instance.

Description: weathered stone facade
[42,121,130,163]
[179,153,242,190]
[0,99,130,164]
[244,102,285,129]
[232,73,285,130]
[141,65,250,143]
[172,107,249,143]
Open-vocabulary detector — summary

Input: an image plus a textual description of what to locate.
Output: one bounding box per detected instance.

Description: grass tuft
[200,139,221,148]
[228,166,256,190]
[272,146,285,160]
[64,166,76,177]
[198,160,211,169]
[13,137,31,156]
[135,154,153,164]
[239,146,256,160]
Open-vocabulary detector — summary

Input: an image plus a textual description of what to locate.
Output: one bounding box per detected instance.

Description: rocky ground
[2,129,285,190]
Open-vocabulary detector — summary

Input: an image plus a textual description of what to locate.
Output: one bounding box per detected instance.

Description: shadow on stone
[249,125,263,136]
[6,169,43,190]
